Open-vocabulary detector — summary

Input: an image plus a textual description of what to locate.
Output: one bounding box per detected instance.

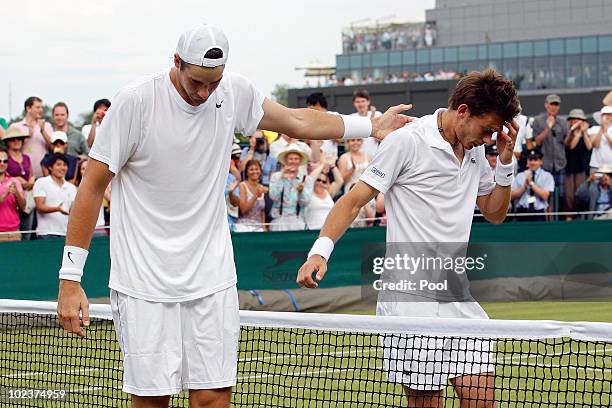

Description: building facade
[335,0,612,90]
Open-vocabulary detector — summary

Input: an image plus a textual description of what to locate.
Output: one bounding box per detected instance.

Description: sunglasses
[316,178,327,183]
[0,159,8,164]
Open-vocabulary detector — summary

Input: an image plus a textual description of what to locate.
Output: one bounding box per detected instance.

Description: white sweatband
[307,237,335,261]
[59,246,89,282]
[341,115,373,140]
[495,157,516,187]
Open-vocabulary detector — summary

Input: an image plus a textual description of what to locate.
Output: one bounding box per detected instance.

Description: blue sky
[0,0,434,123]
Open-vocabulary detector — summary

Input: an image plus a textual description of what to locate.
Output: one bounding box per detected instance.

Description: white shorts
[110,286,240,396]
[376,301,495,391]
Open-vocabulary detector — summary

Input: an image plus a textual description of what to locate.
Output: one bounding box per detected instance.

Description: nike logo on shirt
[216,100,224,108]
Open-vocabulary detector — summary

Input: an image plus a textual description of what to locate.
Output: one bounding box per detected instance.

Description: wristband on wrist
[341,115,373,140]
[59,246,89,282]
[495,157,515,187]
[307,236,335,261]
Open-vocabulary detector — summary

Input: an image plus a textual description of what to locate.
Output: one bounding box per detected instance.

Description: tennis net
[0,300,611,407]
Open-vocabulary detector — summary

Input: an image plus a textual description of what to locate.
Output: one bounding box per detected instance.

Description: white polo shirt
[89,70,265,302]
[33,176,77,236]
[360,108,495,243]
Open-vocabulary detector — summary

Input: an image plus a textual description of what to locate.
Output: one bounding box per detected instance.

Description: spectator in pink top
[0,148,26,241]
[14,97,53,178]
[3,126,35,239]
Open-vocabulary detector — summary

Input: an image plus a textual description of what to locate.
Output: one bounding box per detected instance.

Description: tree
[271,83,290,107]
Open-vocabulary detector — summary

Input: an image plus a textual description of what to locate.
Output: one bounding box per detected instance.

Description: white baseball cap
[51,131,67,144]
[176,24,229,67]
[593,106,612,125]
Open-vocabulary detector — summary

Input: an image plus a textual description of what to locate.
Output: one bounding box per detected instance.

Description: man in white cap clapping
[56,24,412,407]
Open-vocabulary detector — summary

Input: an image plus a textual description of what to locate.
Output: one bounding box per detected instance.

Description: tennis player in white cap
[56,24,411,407]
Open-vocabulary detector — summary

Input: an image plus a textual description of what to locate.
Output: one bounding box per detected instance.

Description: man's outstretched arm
[57,159,113,337]
[296,181,379,288]
[258,98,412,142]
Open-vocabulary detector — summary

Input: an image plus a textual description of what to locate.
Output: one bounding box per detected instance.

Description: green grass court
[1,301,610,407]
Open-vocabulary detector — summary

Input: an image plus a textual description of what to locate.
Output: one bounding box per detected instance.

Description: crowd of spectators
[1,89,611,239]
[0,96,111,241]
[224,90,612,231]
[306,70,460,89]
[342,22,437,54]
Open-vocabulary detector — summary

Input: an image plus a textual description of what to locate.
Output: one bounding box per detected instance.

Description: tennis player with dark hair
[56,24,411,408]
[298,68,521,408]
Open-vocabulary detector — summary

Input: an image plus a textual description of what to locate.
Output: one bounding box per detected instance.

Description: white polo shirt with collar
[360,108,495,244]
[33,176,77,236]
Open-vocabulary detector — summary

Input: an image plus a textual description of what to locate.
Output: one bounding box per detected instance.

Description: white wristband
[341,115,372,140]
[307,236,335,261]
[59,246,89,282]
[495,157,515,187]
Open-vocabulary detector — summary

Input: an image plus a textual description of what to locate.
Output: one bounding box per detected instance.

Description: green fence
[1,220,611,300]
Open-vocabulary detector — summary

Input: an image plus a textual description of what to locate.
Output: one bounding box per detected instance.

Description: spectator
[33,154,77,239]
[269,144,312,231]
[305,155,344,230]
[76,159,109,237]
[240,130,277,185]
[511,113,533,172]
[226,144,242,231]
[306,92,341,159]
[604,90,612,107]
[40,131,78,183]
[52,102,89,159]
[82,98,111,148]
[0,117,6,140]
[511,149,555,222]
[14,96,54,178]
[564,109,593,218]
[269,133,311,160]
[351,89,381,157]
[576,165,612,219]
[589,106,612,173]
[338,139,372,194]
[0,148,26,241]
[3,126,36,238]
[485,144,498,171]
[531,94,569,211]
[235,160,268,232]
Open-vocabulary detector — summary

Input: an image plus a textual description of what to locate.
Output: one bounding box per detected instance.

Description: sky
[0,0,435,123]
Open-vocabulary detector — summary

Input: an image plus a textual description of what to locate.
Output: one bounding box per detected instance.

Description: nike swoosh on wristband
[67,252,74,263]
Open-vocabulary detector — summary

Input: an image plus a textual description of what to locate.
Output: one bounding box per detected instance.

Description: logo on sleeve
[371,167,386,178]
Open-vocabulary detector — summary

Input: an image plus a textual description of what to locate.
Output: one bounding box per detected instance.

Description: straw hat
[1,125,29,142]
[277,144,309,166]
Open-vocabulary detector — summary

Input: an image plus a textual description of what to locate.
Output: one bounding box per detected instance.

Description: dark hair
[0,147,8,156]
[244,159,262,177]
[52,102,69,116]
[448,68,520,123]
[306,92,328,109]
[46,153,69,168]
[24,96,42,111]
[352,89,371,102]
[93,99,111,112]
